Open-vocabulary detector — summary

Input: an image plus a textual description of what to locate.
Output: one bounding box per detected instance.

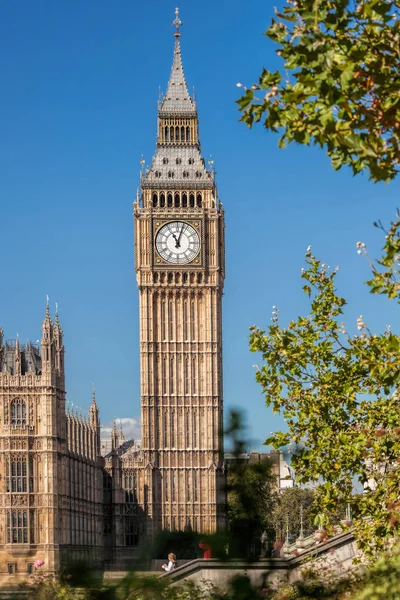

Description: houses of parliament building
[0,10,225,581]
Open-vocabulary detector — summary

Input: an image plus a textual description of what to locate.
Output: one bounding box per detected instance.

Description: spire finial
[173,7,182,37]
[46,294,50,316]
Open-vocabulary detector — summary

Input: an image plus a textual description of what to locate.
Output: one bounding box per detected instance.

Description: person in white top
[162,552,176,572]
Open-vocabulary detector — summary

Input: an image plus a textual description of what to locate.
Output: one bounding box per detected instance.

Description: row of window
[6,456,34,493]
[152,191,202,208]
[10,398,27,427]
[162,157,195,165]
[153,272,203,284]
[154,170,203,179]
[164,126,191,142]
[7,510,35,544]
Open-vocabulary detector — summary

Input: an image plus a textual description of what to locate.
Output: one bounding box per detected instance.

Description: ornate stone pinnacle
[173,7,182,37]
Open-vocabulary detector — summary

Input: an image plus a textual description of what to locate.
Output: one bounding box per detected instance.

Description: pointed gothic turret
[14,334,21,375]
[53,303,64,379]
[159,8,196,116]
[41,297,53,373]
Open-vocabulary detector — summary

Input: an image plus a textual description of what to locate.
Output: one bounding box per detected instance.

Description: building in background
[0,312,103,584]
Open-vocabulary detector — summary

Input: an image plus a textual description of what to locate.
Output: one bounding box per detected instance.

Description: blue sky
[1,0,398,449]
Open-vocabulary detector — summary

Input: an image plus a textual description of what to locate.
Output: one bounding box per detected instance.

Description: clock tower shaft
[134,13,225,535]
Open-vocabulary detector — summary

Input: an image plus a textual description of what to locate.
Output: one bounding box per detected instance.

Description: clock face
[155,221,200,264]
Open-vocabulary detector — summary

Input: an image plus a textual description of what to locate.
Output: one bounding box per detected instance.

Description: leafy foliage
[363,211,400,300]
[237,0,400,182]
[226,410,277,558]
[273,487,315,540]
[249,238,400,556]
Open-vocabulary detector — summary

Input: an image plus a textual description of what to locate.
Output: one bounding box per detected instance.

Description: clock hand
[177,224,185,244]
[172,233,180,249]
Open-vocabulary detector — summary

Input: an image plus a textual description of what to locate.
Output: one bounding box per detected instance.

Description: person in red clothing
[199,540,212,559]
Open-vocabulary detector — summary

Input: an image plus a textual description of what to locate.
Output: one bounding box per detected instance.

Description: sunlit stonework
[0,10,225,579]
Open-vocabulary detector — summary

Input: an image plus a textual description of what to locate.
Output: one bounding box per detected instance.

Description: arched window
[165,126,169,142]
[176,157,182,165]
[188,157,194,165]
[6,455,33,493]
[163,157,169,165]
[155,171,161,178]
[170,128,174,142]
[174,192,180,208]
[182,193,188,208]
[175,126,180,141]
[152,193,158,208]
[167,193,173,207]
[195,171,202,178]
[168,171,175,178]
[11,399,26,427]
[183,171,189,178]
[197,193,202,208]
[181,126,185,141]
[190,194,195,208]
[160,193,165,208]
[186,126,191,141]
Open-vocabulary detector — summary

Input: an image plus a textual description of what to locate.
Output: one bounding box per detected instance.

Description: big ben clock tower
[133,9,225,535]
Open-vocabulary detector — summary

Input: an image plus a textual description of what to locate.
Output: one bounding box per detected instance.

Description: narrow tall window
[197,193,202,208]
[186,126,191,141]
[193,358,197,395]
[182,192,187,206]
[174,192,180,208]
[162,302,166,340]
[165,126,169,141]
[175,126,180,141]
[190,194,195,208]
[170,357,174,394]
[171,410,175,448]
[163,357,167,395]
[167,192,173,207]
[160,192,165,207]
[165,474,168,502]
[181,126,185,141]
[7,456,30,493]
[11,399,26,427]
[187,472,191,501]
[185,412,190,447]
[191,301,195,338]
[152,193,158,208]
[169,301,174,339]
[172,471,176,502]
[184,358,189,394]
[193,410,197,447]
[183,301,188,340]
[7,510,33,544]
[164,411,168,447]
[194,471,198,502]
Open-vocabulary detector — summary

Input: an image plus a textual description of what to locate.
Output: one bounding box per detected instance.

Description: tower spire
[160,8,195,115]
[173,7,182,37]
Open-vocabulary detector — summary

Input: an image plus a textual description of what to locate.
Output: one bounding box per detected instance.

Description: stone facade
[0,311,104,583]
[0,10,225,579]
[104,14,226,565]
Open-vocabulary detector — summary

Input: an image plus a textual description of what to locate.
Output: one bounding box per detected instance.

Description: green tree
[273,487,315,540]
[225,411,277,558]
[249,234,400,557]
[237,0,400,182]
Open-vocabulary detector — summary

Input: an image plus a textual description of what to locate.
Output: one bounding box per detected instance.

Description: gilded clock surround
[153,219,203,267]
